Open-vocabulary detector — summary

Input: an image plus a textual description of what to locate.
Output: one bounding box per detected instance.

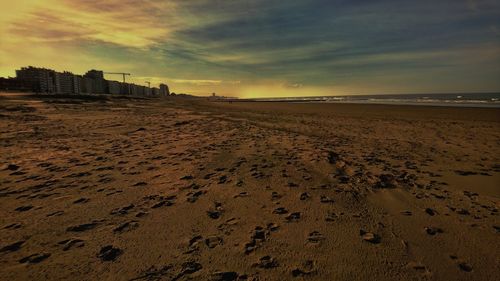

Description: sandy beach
[0,93,499,281]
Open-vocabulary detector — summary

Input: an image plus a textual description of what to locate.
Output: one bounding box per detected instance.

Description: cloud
[1,0,499,96]
[133,76,241,87]
[2,0,176,48]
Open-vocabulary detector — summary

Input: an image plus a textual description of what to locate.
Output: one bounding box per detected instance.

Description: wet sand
[0,93,499,280]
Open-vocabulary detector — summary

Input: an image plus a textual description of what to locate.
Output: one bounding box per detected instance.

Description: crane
[104,72,131,83]
[145,81,151,88]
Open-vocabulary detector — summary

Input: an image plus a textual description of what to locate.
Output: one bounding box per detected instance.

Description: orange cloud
[1,0,177,48]
[0,0,178,77]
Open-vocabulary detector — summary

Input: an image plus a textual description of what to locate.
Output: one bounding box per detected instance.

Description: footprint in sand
[300,192,311,200]
[3,222,22,229]
[424,227,443,235]
[205,236,223,248]
[253,256,279,269]
[207,202,224,219]
[151,196,176,208]
[458,262,473,272]
[425,208,437,216]
[66,222,99,232]
[111,204,135,215]
[320,196,335,204]
[233,192,248,198]
[19,253,51,264]
[185,235,203,253]
[187,190,205,203]
[271,192,282,201]
[207,210,222,219]
[407,261,431,276]
[252,226,268,241]
[244,226,269,254]
[0,240,25,253]
[450,255,473,272]
[98,245,122,262]
[285,212,301,222]
[267,223,279,232]
[210,271,241,281]
[218,175,228,184]
[360,230,381,244]
[174,261,202,279]
[113,221,139,233]
[217,218,239,235]
[15,205,33,212]
[58,239,85,251]
[47,210,64,217]
[307,231,325,244]
[325,212,338,222]
[203,173,215,179]
[291,260,317,277]
[5,164,20,171]
[273,207,288,215]
[73,197,90,204]
[131,265,173,280]
[400,210,412,216]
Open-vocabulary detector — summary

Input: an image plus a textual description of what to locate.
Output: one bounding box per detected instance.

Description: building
[139,85,146,96]
[122,82,133,95]
[54,71,75,94]
[107,80,121,95]
[73,75,83,94]
[8,66,172,97]
[129,84,136,95]
[0,77,30,92]
[84,69,104,80]
[160,83,170,96]
[82,77,93,94]
[15,66,55,93]
[84,70,105,94]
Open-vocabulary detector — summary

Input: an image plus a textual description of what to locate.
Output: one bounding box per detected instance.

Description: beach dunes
[0,94,499,280]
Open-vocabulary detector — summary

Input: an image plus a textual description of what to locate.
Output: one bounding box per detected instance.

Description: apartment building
[15,66,55,93]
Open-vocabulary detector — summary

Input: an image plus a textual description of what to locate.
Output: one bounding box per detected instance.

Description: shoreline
[201,100,500,122]
[220,98,500,109]
[4,91,500,109]
[226,92,500,108]
[224,99,500,108]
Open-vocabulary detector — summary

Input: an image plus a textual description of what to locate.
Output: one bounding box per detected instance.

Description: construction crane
[145,81,151,88]
[104,72,131,83]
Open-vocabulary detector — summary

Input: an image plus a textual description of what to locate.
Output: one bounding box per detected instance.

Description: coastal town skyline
[1,0,499,98]
[0,66,170,96]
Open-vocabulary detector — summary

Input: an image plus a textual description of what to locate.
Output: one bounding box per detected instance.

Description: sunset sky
[1,0,499,98]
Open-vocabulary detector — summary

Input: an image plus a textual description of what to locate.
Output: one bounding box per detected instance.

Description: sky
[0,0,499,98]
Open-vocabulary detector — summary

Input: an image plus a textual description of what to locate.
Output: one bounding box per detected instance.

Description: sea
[249,93,500,108]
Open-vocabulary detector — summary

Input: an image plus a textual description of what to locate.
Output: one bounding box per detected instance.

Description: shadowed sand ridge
[0,94,499,281]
